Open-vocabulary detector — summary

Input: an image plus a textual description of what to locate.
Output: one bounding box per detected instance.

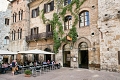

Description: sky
[0,0,9,11]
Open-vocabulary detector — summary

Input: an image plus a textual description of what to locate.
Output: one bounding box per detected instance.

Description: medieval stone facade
[98,0,120,71]
[9,0,30,62]
[0,4,11,63]
[0,4,11,50]
[7,0,120,72]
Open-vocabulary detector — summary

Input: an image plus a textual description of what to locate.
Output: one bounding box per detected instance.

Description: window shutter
[64,21,67,30]
[44,4,46,13]
[36,7,39,16]
[50,1,54,11]
[7,19,9,25]
[118,51,120,64]
[64,0,67,6]
[5,19,6,25]
[32,10,33,18]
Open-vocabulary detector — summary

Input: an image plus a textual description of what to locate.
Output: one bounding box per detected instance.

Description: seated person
[4,62,9,72]
[42,61,47,65]
[29,62,33,66]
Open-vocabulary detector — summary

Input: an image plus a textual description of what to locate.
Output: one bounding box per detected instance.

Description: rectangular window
[31,27,39,35]
[44,1,54,13]
[5,18,9,25]
[118,51,120,64]
[46,24,52,32]
[32,7,39,18]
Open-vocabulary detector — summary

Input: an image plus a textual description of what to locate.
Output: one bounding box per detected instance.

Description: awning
[0,50,18,55]
[18,49,55,54]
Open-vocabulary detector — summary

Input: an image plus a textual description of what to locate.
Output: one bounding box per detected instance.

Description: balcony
[26,32,53,42]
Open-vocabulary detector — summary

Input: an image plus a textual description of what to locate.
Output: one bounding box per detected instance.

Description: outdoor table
[42,65,49,72]
[21,66,29,73]
[30,67,36,76]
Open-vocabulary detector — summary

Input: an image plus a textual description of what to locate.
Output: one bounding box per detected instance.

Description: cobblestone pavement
[0,68,120,80]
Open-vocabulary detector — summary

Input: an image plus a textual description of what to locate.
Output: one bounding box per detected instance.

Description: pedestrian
[11,60,16,76]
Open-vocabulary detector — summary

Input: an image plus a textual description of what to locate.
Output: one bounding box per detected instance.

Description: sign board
[73,57,77,62]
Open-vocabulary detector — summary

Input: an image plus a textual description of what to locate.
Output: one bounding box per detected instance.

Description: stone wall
[0,7,11,50]
[98,0,120,71]
[9,0,29,52]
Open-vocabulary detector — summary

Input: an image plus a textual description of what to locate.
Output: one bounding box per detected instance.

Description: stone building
[25,0,100,69]
[98,0,120,71]
[0,4,11,63]
[26,0,55,62]
[55,0,100,69]
[7,0,120,72]
[8,0,30,63]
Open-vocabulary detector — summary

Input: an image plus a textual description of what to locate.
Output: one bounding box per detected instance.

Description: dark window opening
[5,18,9,25]
[44,1,54,13]
[32,7,39,18]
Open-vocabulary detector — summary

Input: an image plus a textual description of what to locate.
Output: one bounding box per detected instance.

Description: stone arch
[74,37,91,49]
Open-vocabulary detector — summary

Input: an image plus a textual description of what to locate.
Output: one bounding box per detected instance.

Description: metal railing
[26,32,53,42]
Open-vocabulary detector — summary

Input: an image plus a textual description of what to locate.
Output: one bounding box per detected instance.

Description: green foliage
[68,26,78,43]
[40,0,86,53]
[24,70,32,75]
[41,9,46,24]
[53,30,61,53]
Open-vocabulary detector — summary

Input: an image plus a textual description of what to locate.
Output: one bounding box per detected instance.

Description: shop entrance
[63,44,71,67]
[78,42,88,69]
[63,51,71,67]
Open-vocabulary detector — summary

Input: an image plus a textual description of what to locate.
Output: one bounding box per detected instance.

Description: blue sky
[0,0,9,11]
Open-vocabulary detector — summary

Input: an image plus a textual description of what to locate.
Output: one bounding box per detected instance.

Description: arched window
[12,31,13,40]
[19,11,20,20]
[79,11,89,27]
[18,28,22,39]
[12,30,15,40]
[64,15,72,30]
[21,10,23,20]
[15,13,17,22]
[4,36,9,44]
[18,29,20,39]
[13,14,14,22]
[20,29,22,39]
[14,30,16,40]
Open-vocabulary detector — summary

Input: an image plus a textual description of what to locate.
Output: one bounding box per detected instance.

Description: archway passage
[78,42,88,69]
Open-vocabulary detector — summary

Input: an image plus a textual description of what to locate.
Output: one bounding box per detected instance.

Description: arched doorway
[44,48,51,62]
[63,44,71,67]
[78,42,88,69]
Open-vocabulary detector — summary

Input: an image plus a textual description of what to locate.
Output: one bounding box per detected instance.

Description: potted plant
[24,70,32,77]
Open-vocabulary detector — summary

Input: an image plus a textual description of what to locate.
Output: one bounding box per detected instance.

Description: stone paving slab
[0,68,120,80]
